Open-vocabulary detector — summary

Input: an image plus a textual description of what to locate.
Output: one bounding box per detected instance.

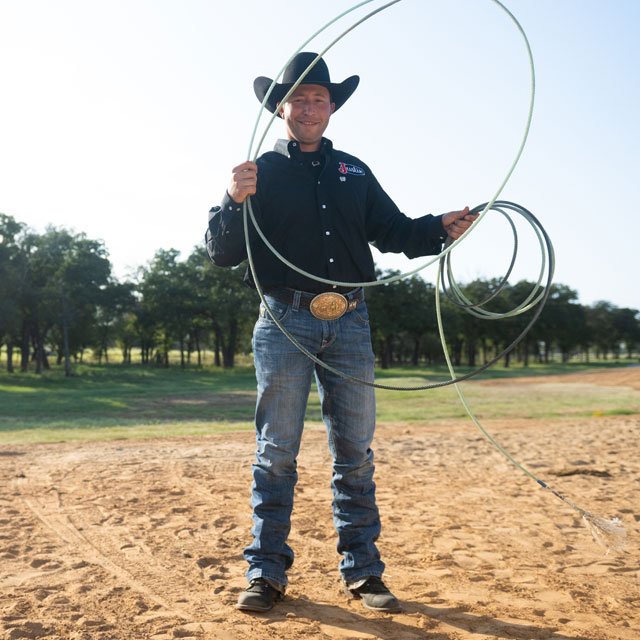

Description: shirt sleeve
[205,192,248,267]
[364,171,447,258]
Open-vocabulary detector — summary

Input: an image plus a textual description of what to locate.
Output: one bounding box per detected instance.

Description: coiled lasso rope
[239,0,627,554]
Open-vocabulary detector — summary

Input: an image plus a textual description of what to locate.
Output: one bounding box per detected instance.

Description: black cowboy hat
[253,51,360,118]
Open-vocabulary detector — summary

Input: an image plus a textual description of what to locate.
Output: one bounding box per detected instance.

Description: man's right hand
[228,161,258,204]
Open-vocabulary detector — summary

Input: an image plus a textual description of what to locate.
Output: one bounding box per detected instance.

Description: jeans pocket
[350,303,370,327]
[258,298,291,324]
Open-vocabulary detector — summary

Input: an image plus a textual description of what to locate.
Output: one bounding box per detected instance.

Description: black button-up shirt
[205,137,447,294]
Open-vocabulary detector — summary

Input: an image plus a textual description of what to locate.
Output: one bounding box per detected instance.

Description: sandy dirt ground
[1,368,639,640]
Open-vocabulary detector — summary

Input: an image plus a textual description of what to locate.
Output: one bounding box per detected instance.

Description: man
[206,52,477,613]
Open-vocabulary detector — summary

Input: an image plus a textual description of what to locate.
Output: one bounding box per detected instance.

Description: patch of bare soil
[476,366,640,391]
[1,369,639,639]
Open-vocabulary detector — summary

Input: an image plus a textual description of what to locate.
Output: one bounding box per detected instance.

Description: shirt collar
[274,137,333,161]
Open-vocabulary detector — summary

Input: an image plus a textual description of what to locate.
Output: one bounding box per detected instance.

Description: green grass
[0,365,258,443]
[369,379,639,422]
[0,362,638,444]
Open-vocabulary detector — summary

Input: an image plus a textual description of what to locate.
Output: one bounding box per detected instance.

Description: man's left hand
[442,206,479,240]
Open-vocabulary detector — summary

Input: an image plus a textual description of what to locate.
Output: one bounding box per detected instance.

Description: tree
[440,277,512,367]
[15,229,60,373]
[0,214,25,372]
[505,280,555,367]
[401,277,437,366]
[535,284,581,363]
[586,301,616,360]
[193,247,256,368]
[114,311,138,364]
[611,307,640,359]
[454,279,502,367]
[137,249,192,367]
[3,227,112,375]
[93,282,136,364]
[366,271,442,368]
[52,232,112,375]
[366,270,407,368]
[135,247,256,369]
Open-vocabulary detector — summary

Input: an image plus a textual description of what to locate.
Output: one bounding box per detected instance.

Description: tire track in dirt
[19,489,191,621]
[9,448,229,626]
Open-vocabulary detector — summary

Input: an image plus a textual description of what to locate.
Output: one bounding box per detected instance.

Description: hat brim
[254,75,360,118]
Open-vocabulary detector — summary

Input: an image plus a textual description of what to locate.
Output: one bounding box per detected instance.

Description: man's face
[278,84,335,152]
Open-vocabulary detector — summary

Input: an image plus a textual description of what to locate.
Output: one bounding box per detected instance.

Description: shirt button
[318,180,321,184]
[325,231,330,236]
[329,258,334,263]
[322,204,327,209]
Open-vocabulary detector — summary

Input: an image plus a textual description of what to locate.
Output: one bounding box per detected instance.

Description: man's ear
[331,102,336,114]
[277,102,285,118]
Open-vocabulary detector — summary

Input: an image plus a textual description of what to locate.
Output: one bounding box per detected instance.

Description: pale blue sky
[1,0,638,309]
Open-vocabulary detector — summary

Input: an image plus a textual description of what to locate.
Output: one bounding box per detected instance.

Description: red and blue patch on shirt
[338,162,365,176]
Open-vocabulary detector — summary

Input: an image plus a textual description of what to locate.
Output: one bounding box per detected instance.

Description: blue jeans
[244,293,384,587]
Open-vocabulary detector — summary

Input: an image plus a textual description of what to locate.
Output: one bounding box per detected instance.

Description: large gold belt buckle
[309,292,348,320]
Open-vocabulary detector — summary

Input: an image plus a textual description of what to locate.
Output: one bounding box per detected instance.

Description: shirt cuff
[222,191,244,213]
[436,213,447,242]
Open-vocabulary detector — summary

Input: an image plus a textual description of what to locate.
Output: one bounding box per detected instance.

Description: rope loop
[241,0,545,391]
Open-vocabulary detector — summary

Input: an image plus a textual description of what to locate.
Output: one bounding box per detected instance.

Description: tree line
[1,213,638,375]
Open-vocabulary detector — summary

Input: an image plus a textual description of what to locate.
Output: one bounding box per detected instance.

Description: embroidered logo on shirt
[338,162,365,176]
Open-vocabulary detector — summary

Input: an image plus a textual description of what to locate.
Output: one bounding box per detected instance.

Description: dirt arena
[1,369,639,640]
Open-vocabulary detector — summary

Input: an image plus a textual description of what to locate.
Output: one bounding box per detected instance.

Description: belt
[264,287,364,321]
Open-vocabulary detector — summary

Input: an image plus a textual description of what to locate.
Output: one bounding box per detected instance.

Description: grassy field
[0,361,638,444]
